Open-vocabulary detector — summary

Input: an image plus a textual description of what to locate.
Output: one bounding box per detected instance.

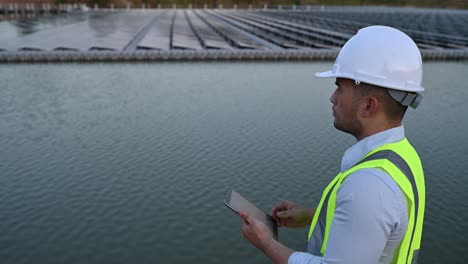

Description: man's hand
[239,211,294,264]
[239,210,274,252]
[270,201,316,228]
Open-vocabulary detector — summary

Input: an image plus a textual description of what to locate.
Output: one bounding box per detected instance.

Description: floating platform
[1,7,468,62]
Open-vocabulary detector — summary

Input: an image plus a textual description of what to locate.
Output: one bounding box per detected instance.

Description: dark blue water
[1,62,467,263]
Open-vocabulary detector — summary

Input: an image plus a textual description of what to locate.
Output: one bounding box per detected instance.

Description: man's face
[329,78,361,136]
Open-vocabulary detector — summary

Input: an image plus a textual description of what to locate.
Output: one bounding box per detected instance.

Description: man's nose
[330,90,337,104]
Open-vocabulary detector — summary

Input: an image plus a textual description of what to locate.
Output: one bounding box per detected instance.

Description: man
[239,26,426,264]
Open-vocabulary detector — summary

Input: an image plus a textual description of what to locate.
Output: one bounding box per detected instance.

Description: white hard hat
[316,25,424,93]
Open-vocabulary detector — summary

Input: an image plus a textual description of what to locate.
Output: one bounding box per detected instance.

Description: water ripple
[0,62,467,263]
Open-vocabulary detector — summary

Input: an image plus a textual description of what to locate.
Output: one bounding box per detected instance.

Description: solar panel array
[1,7,467,62]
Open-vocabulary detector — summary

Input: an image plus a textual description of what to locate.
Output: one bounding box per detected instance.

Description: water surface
[1,62,467,263]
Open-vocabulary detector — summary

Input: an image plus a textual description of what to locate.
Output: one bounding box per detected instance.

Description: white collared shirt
[289,126,409,264]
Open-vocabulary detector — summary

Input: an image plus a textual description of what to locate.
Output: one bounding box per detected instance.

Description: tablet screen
[224,188,278,239]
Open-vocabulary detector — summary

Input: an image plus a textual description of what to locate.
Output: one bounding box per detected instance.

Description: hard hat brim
[315,70,425,93]
[315,70,335,78]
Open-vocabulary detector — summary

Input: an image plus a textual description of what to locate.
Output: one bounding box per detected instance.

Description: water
[0,62,467,264]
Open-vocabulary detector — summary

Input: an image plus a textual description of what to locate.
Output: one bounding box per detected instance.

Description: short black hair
[353,82,408,122]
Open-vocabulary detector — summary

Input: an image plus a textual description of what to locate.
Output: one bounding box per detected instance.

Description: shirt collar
[341,126,405,172]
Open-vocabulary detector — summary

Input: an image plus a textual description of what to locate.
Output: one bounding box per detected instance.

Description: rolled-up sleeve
[288,168,405,264]
[288,252,322,264]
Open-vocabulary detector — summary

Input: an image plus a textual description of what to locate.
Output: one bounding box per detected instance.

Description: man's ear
[361,96,379,118]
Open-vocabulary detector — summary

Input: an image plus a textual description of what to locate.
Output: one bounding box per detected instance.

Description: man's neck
[355,122,402,141]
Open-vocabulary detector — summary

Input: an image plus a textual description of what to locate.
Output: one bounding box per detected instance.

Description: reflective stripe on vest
[307,138,425,264]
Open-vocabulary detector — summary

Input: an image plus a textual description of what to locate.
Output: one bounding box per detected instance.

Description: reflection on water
[10,18,39,34]
[88,12,118,38]
[0,10,156,51]
[9,12,88,35]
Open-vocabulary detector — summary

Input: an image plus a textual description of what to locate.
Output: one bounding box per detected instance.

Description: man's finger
[239,210,250,224]
[276,209,292,218]
[270,201,287,215]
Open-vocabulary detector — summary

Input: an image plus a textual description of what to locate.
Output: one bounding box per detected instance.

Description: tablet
[224,188,278,239]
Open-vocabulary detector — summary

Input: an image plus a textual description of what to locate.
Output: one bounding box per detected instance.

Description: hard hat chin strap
[387,89,423,109]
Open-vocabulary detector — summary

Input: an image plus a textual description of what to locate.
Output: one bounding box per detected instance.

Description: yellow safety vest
[307,138,425,264]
